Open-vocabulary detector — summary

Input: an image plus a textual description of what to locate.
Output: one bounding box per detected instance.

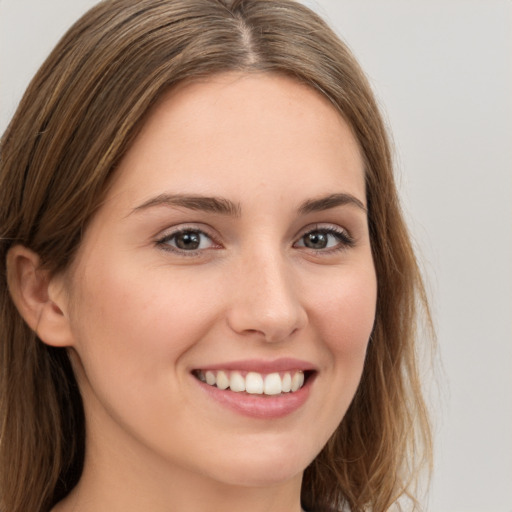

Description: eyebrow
[298,193,367,214]
[132,194,242,217]
[131,192,366,217]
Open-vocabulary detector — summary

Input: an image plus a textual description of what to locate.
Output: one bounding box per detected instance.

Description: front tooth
[245,372,264,394]
[281,372,292,392]
[205,370,216,386]
[216,370,229,390]
[230,371,245,392]
[291,371,304,392]
[264,373,282,395]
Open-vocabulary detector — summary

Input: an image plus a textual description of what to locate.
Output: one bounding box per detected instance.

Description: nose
[226,251,308,343]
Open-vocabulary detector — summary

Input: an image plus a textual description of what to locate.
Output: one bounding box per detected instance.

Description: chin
[198,438,315,488]
[216,462,304,488]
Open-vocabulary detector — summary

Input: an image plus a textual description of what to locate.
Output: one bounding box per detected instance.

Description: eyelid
[155,224,222,255]
[293,223,355,252]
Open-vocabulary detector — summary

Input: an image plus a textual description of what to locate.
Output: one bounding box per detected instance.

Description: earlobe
[6,245,74,347]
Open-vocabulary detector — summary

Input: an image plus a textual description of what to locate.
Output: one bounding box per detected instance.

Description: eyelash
[294,225,355,254]
[156,227,219,256]
[155,225,355,256]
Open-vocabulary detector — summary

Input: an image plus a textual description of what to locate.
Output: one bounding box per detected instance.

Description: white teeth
[281,372,292,392]
[216,370,230,390]
[229,371,246,392]
[245,372,264,394]
[196,369,306,395]
[291,371,304,392]
[205,370,216,386]
[264,373,282,395]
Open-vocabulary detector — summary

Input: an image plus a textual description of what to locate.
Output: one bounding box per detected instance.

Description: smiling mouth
[192,369,312,396]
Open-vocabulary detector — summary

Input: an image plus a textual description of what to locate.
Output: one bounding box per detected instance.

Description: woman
[0,1,433,511]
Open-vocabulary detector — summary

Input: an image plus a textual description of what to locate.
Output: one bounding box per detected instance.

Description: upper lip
[192,358,316,374]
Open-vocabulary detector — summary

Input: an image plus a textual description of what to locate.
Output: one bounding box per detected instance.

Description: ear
[6,245,74,347]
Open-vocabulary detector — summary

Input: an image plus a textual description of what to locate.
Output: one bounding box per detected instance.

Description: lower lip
[195,375,314,419]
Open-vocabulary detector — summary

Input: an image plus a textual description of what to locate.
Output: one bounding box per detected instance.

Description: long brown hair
[0,1,433,510]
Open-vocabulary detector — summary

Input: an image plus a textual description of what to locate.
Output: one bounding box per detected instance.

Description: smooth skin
[8,73,377,512]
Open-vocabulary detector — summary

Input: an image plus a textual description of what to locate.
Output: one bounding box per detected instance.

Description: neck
[55,471,304,512]
[52,425,305,512]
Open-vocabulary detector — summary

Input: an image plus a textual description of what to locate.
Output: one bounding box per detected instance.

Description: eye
[294,227,354,252]
[157,228,217,253]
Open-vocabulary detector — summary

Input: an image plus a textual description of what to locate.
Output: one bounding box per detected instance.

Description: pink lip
[194,357,316,373]
[191,358,316,419]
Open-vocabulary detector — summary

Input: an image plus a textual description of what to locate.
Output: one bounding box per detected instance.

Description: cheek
[68,257,221,387]
[312,264,377,359]
[307,262,377,426]
[66,258,224,440]
[293,263,376,453]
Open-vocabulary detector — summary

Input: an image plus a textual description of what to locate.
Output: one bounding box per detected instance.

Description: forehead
[107,72,365,209]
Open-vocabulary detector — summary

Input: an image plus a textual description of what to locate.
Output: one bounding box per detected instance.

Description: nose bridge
[227,246,307,342]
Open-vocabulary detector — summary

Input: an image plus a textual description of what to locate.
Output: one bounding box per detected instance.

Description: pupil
[305,232,327,249]
[176,232,200,250]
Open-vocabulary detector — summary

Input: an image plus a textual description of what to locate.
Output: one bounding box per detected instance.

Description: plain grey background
[1,1,511,511]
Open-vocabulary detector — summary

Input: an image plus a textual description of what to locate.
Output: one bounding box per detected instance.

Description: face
[62,73,377,490]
